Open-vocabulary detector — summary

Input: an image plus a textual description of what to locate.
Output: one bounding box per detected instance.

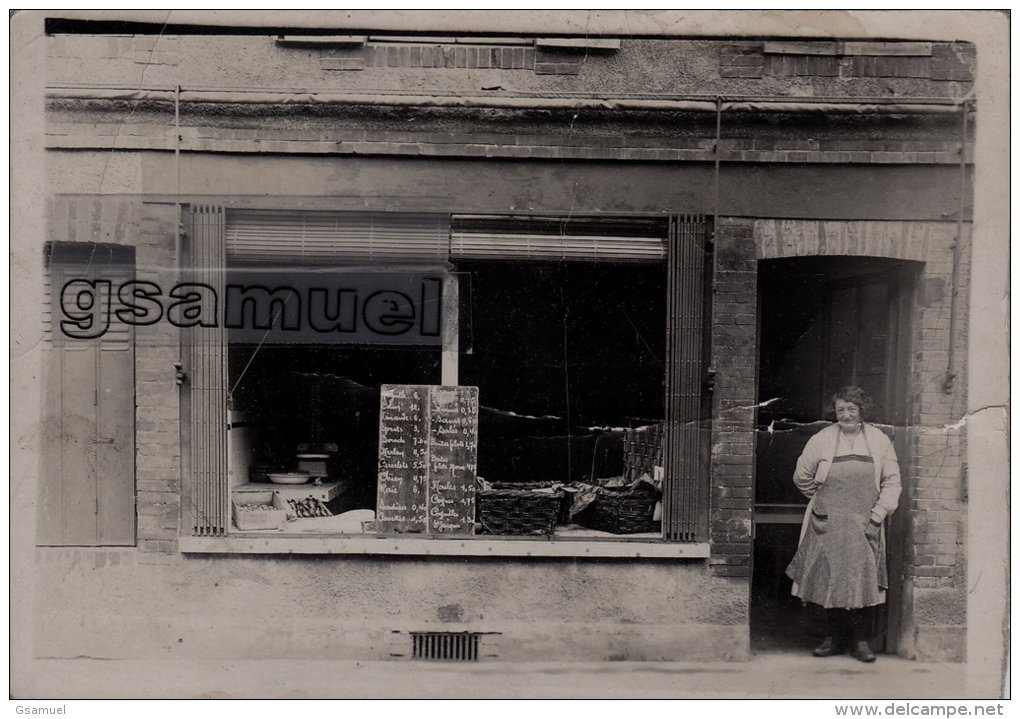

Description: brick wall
[133,203,183,553]
[708,218,757,576]
[46,33,975,99]
[721,41,974,82]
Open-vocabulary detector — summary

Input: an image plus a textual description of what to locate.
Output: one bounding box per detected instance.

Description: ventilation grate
[411,632,480,661]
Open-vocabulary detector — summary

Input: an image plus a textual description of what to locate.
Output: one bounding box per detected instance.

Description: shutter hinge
[705,367,718,393]
[174,362,188,386]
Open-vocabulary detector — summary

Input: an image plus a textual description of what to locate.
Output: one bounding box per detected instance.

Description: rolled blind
[450,215,667,262]
[225,210,451,264]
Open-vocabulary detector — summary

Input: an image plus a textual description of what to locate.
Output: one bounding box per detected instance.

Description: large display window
[184,207,709,543]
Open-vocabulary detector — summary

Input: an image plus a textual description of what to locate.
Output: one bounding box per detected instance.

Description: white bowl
[268,472,310,485]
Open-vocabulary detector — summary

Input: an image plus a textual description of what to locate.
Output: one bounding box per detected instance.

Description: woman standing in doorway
[786,386,901,662]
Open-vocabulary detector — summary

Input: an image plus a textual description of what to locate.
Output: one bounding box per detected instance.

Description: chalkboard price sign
[376,384,479,534]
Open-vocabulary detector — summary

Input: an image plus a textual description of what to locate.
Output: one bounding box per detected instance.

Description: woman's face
[834,399,862,430]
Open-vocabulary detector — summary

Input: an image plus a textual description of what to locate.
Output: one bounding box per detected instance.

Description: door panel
[39,251,136,546]
[58,340,99,544]
[822,274,895,423]
[96,343,136,544]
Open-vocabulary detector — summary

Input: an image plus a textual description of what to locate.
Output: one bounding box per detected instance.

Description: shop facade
[23,17,979,665]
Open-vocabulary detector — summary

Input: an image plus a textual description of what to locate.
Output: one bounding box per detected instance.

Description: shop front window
[185,208,707,543]
[457,260,666,537]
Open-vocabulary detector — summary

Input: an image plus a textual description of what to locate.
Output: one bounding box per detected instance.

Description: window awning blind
[225,210,451,264]
[450,215,667,262]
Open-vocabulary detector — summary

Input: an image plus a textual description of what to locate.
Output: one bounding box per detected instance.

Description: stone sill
[179,534,711,559]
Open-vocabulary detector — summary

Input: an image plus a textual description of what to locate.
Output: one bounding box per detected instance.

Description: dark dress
[786,446,887,609]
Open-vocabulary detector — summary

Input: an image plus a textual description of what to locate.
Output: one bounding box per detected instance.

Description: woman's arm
[793,432,827,498]
[870,432,902,523]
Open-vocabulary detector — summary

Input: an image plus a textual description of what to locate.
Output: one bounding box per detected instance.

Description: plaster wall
[33,548,748,662]
[47,150,965,222]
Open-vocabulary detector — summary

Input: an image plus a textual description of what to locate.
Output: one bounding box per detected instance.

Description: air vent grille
[411,632,480,661]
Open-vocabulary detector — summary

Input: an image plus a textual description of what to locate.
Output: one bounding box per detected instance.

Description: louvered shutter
[39,243,136,546]
[450,215,667,262]
[225,210,450,264]
[187,206,228,536]
[662,215,709,542]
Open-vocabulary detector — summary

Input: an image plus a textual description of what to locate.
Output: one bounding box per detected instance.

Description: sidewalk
[12,652,997,700]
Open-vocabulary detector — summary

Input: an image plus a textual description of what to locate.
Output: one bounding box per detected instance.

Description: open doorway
[751,256,918,654]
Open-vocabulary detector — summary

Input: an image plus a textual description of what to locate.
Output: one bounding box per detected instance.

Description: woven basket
[577,485,660,534]
[477,485,564,536]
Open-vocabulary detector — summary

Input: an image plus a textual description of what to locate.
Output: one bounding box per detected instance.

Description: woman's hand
[864,518,881,541]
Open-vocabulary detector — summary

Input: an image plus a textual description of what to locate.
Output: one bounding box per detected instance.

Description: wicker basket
[477,484,564,536]
[576,484,660,534]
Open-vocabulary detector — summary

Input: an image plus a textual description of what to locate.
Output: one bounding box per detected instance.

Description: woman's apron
[786,435,887,609]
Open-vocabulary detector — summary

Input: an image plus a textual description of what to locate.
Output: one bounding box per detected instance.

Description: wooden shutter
[39,243,136,546]
[662,215,708,542]
[187,206,228,535]
[450,215,667,262]
[225,210,450,264]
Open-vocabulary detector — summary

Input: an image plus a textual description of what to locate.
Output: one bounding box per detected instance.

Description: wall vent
[411,632,481,661]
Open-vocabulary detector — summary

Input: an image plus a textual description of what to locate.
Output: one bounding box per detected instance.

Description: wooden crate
[231,491,289,531]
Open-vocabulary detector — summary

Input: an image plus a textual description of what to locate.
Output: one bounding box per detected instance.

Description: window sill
[178,534,711,559]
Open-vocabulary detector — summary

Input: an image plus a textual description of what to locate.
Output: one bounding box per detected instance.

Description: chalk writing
[376,384,478,535]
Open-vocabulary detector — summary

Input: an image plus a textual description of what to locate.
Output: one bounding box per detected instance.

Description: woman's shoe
[852,641,877,662]
[812,637,845,657]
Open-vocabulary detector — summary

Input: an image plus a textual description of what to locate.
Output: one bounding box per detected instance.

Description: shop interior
[225,259,668,536]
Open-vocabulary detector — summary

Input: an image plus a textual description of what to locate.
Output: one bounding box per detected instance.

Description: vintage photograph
[9,10,1009,702]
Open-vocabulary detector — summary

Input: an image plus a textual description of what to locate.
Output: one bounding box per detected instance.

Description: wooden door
[821,269,915,650]
[821,272,903,425]
[39,249,136,545]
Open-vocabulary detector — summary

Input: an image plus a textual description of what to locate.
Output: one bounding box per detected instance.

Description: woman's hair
[831,385,869,418]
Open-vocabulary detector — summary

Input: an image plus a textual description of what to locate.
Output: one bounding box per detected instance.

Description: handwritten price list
[376,385,479,535]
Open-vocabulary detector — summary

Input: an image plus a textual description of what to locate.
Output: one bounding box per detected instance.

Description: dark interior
[457,260,666,485]
[227,260,668,509]
[228,344,441,509]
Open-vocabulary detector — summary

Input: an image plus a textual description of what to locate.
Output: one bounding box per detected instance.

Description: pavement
[11,651,1005,700]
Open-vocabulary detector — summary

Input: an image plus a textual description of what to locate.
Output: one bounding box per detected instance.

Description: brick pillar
[708,217,757,576]
[134,203,182,553]
[903,228,970,660]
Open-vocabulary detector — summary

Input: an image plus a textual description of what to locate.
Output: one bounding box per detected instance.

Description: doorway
[751,256,917,654]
